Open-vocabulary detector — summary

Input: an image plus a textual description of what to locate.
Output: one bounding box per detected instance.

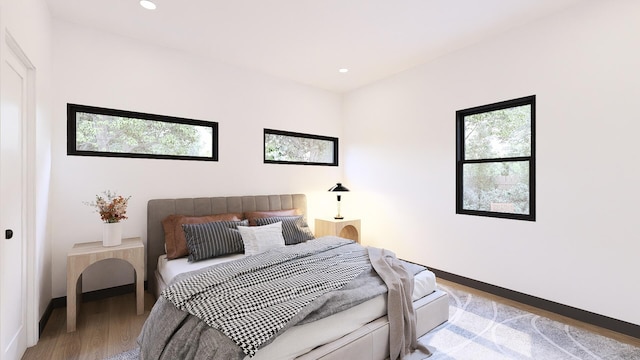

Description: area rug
[106,284,640,359]
[416,283,640,360]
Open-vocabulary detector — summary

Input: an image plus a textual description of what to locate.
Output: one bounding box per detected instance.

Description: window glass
[462,161,530,214]
[68,104,218,161]
[464,105,531,160]
[264,129,338,166]
[456,96,535,221]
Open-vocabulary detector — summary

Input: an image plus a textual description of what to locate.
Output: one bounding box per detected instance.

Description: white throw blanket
[367,247,432,359]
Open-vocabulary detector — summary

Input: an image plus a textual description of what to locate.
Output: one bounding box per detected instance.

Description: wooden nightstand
[66,237,144,332]
[315,218,361,243]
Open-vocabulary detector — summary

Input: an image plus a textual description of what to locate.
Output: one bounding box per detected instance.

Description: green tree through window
[456,96,536,221]
[68,104,217,161]
[264,129,338,166]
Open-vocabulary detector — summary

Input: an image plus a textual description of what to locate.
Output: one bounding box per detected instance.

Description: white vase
[102,222,122,247]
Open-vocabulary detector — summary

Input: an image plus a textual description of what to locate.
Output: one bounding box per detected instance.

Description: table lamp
[328,183,350,219]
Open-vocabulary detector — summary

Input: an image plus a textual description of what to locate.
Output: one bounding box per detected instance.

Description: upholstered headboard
[146,194,307,298]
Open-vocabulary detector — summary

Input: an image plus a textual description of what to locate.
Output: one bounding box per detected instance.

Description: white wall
[1,0,53,323]
[343,0,640,326]
[50,21,344,297]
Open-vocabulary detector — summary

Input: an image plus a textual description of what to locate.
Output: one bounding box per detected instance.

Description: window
[67,103,218,161]
[264,129,338,166]
[456,95,535,221]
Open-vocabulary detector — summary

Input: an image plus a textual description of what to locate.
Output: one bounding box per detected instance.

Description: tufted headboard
[146,194,307,298]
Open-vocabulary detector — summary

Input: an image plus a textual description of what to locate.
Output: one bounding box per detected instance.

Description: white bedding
[157,253,246,283]
[157,253,437,360]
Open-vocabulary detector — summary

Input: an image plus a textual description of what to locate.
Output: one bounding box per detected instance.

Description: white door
[0,41,27,360]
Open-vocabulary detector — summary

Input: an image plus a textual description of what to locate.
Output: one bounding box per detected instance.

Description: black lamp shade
[328,183,350,192]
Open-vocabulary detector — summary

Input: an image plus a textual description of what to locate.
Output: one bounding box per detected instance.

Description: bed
[143,194,449,360]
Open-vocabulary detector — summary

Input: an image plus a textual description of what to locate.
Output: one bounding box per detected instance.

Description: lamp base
[334,216,344,220]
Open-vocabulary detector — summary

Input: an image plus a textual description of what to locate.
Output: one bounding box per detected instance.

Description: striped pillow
[255,215,314,245]
[183,219,248,262]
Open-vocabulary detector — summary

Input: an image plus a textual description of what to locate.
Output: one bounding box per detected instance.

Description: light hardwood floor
[22,292,155,360]
[22,281,640,359]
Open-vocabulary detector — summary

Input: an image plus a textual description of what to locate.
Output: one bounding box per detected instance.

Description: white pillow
[238,221,285,256]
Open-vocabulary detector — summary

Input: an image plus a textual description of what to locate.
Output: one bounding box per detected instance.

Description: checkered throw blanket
[161,238,370,357]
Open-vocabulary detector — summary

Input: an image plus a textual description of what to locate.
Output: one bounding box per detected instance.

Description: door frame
[2,29,38,347]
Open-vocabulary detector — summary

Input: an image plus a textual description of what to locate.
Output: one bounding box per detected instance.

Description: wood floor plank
[79,311,110,360]
[22,292,153,360]
[50,324,82,360]
[107,293,141,356]
[22,307,66,359]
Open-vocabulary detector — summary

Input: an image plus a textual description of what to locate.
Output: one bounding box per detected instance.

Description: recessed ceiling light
[338,68,349,73]
[140,0,157,10]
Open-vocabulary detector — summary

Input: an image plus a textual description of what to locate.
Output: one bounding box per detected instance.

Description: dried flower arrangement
[86,190,131,223]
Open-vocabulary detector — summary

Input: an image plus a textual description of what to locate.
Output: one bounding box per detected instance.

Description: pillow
[238,222,285,256]
[255,215,314,245]
[162,213,243,259]
[244,208,301,226]
[182,219,248,262]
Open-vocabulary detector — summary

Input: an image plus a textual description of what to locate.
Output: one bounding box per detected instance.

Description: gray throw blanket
[368,247,432,359]
[138,237,426,360]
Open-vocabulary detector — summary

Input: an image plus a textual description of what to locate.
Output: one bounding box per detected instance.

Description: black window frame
[67,103,218,161]
[456,95,536,221]
[263,128,339,166]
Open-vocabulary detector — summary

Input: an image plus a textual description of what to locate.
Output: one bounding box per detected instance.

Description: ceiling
[46,0,587,93]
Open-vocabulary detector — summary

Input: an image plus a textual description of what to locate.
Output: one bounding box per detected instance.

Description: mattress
[157,253,437,360]
[157,253,246,284]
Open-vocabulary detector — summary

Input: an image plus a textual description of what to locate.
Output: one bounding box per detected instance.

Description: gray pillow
[255,215,314,245]
[183,219,248,262]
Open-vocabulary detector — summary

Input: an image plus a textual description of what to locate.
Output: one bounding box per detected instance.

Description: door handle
[5,229,13,239]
